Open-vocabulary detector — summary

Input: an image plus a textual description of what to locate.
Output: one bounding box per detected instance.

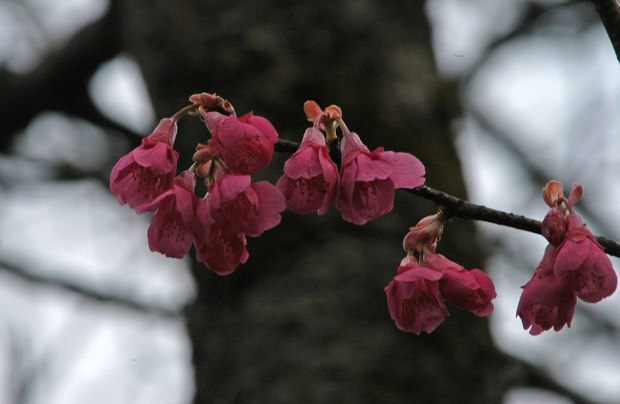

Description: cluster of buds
[517,181,617,334]
[384,210,496,334]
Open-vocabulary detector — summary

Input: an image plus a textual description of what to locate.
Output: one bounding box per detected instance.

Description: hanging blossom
[335,113,425,225]
[278,101,426,223]
[517,181,617,335]
[201,109,279,175]
[385,211,496,334]
[276,127,340,215]
[139,171,211,258]
[110,118,180,210]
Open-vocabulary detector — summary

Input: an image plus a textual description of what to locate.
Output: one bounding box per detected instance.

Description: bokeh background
[1,0,619,403]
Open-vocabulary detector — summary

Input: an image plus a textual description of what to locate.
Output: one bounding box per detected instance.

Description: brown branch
[407,185,620,258]
[275,138,620,258]
[591,0,620,63]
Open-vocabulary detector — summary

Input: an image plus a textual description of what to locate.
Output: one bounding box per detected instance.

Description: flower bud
[541,207,567,246]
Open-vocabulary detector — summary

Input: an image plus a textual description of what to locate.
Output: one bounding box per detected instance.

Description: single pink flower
[425,254,496,317]
[203,111,278,175]
[517,246,577,335]
[276,127,339,215]
[110,118,179,210]
[337,131,425,225]
[195,220,249,276]
[208,174,285,237]
[519,180,618,334]
[140,171,210,258]
[385,256,448,335]
[554,213,617,303]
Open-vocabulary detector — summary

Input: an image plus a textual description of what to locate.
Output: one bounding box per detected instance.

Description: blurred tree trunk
[119,1,517,402]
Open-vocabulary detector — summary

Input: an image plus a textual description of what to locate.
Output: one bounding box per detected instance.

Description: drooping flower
[337,130,425,225]
[276,127,339,215]
[203,111,278,175]
[554,212,617,303]
[517,246,577,335]
[208,174,286,237]
[386,214,496,334]
[385,255,448,335]
[110,118,179,210]
[139,171,210,258]
[385,253,496,335]
[195,219,249,276]
[517,180,617,335]
[425,254,496,317]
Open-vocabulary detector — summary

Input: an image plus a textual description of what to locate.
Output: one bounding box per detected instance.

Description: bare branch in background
[0,258,180,318]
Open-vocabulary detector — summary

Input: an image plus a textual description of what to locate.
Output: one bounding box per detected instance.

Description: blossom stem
[172,104,199,122]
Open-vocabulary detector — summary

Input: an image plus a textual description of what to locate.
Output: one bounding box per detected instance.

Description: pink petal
[517,246,577,335]
[379,151,425,189]
[251,181,285,235]
[132,142,177,175]
[147,202,194,258]
[283,146,324,179]
[196,221,249,276]
[277,175,328,215]
[385,273,448,335]
[146,118,178,144]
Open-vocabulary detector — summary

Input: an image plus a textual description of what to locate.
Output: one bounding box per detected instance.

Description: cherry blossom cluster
[110,94,284,274]
[384,211,497,334]
[108,92,618,336]
[110,94,425,276]
[517,181,618,335]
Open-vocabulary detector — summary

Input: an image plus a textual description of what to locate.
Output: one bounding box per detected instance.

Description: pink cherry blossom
[425,254,496,317]
[276,127,339,215]
[554,213,617,303]
[337,131,425,225]
[208,174,285,237]
[517,180,617,335]
[385,253,496,334]
[195,220,249,276]
[385,255,448,335]
[110,118,179,210]
[517,246,577,335]
[140,171,210,258]
[203,111,278,175]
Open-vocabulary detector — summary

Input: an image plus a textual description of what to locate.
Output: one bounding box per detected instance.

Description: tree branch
[0,258,179,318]
[275,138,620,258]
[591,0,620,63]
